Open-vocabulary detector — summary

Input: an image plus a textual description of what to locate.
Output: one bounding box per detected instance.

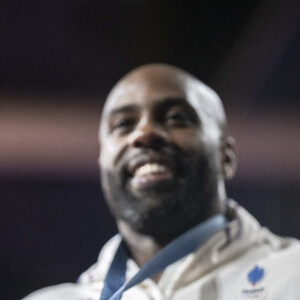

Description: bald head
[99,63,236,239]
[102,63,227,139]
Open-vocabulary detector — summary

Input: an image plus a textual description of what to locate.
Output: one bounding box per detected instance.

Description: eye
[111,118,136,134]
[164,111,195,126]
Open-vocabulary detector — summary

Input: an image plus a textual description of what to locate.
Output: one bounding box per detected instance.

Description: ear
[221,136,237,180]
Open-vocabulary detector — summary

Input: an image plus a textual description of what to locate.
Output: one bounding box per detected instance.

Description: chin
[105,165,218,237]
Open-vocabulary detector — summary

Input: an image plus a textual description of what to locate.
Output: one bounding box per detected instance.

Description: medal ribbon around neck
[100,214,226,300]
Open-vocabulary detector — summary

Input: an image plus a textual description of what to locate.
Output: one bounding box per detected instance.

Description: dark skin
[99,64,236,270]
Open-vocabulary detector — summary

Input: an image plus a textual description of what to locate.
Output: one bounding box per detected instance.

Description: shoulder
[246,231,300,279]
[22,282,102,300]
[22,235,121,300]
[267,238,300,273]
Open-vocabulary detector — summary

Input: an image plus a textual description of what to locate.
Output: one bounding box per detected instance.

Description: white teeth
[134,163,169,177]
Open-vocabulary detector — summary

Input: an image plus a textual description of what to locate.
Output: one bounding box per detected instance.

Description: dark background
[1,1,299,299]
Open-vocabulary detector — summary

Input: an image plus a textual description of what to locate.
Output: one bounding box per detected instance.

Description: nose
[127,118,169,149]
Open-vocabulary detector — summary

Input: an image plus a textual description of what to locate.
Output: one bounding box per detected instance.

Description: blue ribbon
[100,214,226,300]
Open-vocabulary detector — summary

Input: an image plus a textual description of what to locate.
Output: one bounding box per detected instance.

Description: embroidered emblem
[239,265,267,300]
[248,266,264,285]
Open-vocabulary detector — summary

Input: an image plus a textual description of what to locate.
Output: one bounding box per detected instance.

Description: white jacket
[23,201,300,300]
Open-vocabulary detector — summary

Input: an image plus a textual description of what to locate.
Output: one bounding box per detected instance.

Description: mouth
[127,156,177,191]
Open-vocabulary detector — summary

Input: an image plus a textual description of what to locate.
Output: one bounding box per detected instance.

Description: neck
[117,220,163,267]
[117,205,225,268]
[117,191,227,267]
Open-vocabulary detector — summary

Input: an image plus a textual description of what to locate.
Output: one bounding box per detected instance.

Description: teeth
[134,163,169,177]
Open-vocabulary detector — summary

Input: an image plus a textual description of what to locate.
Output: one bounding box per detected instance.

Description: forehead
[102,71,201,118]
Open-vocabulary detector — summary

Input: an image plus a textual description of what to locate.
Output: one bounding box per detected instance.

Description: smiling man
[23,64,300,300]
[99,64,233,251]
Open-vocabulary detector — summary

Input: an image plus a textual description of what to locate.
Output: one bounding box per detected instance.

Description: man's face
[99,69,224,237]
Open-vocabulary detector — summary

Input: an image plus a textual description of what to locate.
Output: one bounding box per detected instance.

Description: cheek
[172,130,204,155]
[172,129,221,170]
[99,149,111,170]
[99,136,125,170]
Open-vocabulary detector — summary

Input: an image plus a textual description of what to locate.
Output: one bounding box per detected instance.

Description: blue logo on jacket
[248,266,264,285]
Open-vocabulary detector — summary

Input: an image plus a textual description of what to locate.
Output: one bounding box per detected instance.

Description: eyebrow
[108,104,140,117]
[106,97,192,118]
[159,97,200,124]
[157,97,189,109]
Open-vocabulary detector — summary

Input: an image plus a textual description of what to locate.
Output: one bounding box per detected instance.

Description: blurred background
[1,1,299,299]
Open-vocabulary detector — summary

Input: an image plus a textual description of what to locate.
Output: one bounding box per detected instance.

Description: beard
[101,150,221,241]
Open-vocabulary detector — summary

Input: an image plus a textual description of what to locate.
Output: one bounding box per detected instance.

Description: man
[24,64,300,300]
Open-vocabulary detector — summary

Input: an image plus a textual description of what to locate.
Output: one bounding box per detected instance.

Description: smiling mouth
[129,162,174,190]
